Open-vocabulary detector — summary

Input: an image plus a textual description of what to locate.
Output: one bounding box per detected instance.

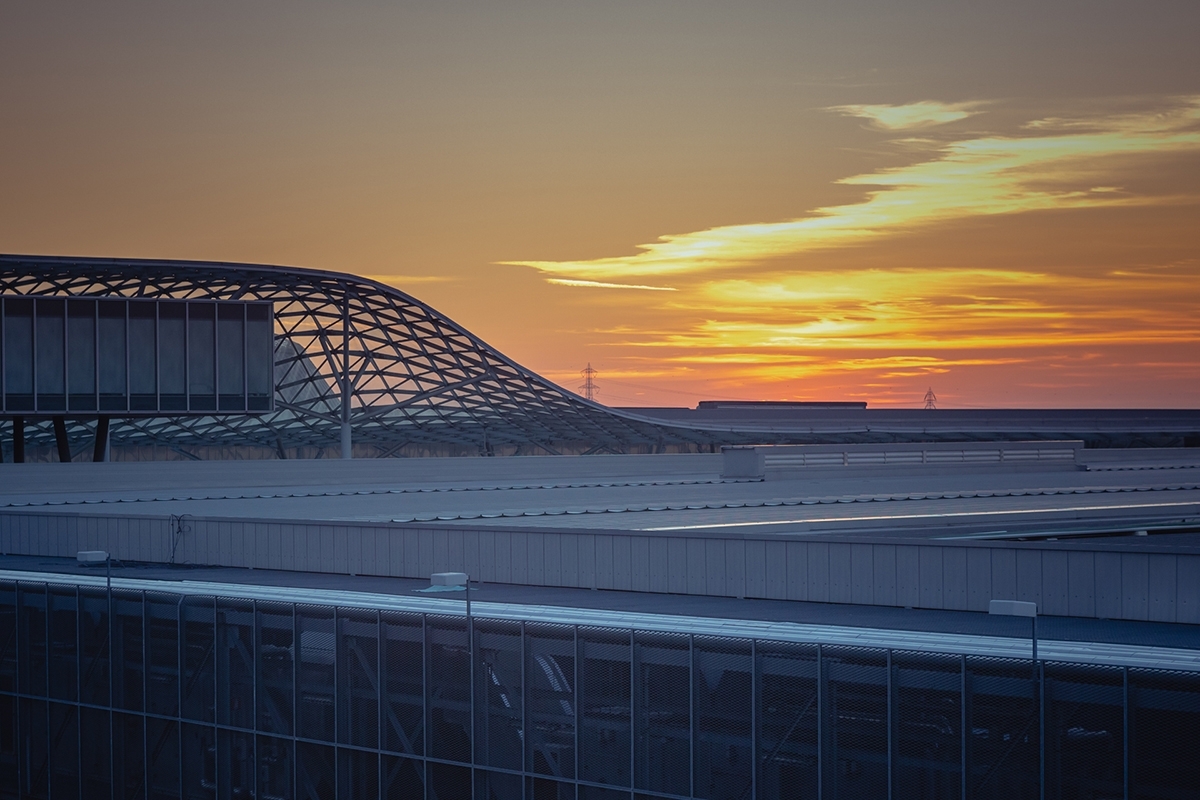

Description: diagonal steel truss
[1,254,738,455]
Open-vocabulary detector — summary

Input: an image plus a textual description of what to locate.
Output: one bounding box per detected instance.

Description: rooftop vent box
[76,550,109,566]
[431,572,468,587]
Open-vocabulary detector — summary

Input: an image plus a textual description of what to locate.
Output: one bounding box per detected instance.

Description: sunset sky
[2,1,1197,408]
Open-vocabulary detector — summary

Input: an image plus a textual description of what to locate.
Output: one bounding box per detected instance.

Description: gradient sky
[2,1,1198,408]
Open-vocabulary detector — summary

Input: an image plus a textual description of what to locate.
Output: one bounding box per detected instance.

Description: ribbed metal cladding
[1,577,1199,799]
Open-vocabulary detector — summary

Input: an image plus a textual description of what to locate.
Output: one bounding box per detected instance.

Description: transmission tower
[923,387,938,410]
[579,363,599,402]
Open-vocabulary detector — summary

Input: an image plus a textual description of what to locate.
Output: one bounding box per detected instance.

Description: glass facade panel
[114,709,146,800]
[67,298,96,410]
[18,583,47,698]
[80,706,111,797]
[3,298,34,409]
[693,637,753,800]
[129,301,158,409]
[527,623,576,780]
[476,620,524,770]
[158,302,187,411]
[297,741,336,799]
[147,716,181,800]
[47,587,77,702]
[382,754,426,800]
[48,700,79,799]
[966,656,1040,800]
[0,579,1197,800]
[216,599,254,730]
[34,298,65,409]
[338,747,379,799]
[757,642,818,800]
[382,611,425,756]
[98,300,128,411]
[180,722,215,800]
[147,593,180,718]
[257,734,292,800]
[338,609,380,748]
[580,628,632,789]
[181,598,215,724]
[217,303,245,410]
[187,303,215,410]
[246,303,273,409]
[428,617,472,764]
[633,631,690,796]
[257,601,294,736]
[80,587,111,707]
[893,651,962,800]
[298,605,337,743]
[113,590,145,712]
[824,647,889,800]
[1130,668,1200,799]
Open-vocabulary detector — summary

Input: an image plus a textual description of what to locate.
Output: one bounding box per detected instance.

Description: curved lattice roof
[0,254,740,455]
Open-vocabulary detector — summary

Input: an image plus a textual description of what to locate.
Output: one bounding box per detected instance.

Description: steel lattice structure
[0,254,734,456]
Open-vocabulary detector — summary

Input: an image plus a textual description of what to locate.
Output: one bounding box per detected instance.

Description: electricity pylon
[579,364,599,401]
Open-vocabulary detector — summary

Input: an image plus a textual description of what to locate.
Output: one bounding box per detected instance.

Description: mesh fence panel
[692,636,753,800]
[80,706,110,797]
[338,747,379,799]
[475,620,524,772]
[634,631,691,796]
[382,611,425,756]
[216,599,254,730]
[113,590,145,714]
[296,741,335,800]
[18,583,47,699]
[580,627,632,789]
[48,700,78,800]
[180,598,215,725]
[216,726,254,798]
[337,608,380,749]
[527,623,577,780]
[382,754,426,800]
[180,721,215,800]
[893,650,962,800]
[147,716,180,800]
[1044,662,1123,800]
[296,605,336,743]
[823,646,888,800]
[1130,667,1200,799]
[965,655,1039,800]
[256,734,292,800]
[146,592,180,719]
[255,600,294,737]
[757,642,818,800]
[427,616,472,764]
[47,587,76,704]
[476,768,524,800]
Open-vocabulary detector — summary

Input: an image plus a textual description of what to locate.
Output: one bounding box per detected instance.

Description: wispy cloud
[828,100,982,130]
[547,278,676,291]
[507,98,1200,281]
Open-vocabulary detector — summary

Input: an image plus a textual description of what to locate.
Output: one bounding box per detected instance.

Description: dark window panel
[527,623,576,780]
[67,299,97,410]
[297,606,337,742]
[893,651,962,800]
[146,716,180,800]
[187,304,215,409]
[382,754,426,800]
[147,593,180,718]
[48,701,79,800]
[633,632,690,796]
[382,611,425,756]
[692,637,752,800]
[256,735,292,800]
[217,304,244,410]
[245,303,273,408]
[3,298,34,409]
[158,302,186,410]
[129,301,157,409]
[580,629,632,789]
[757,642,819,800]
[181,599,216,724]
[112,590,145,713]
[338,747,379,799]
[428,617,472,764]
[47,588,77,702]
[80,588,111,707]
[98,300,128,411]
[216,727,254,799]
[180,723,215,800]
[17,583,47,698]
[34,298,65,409]
[80,707,111,798]
[215,600,254,730]
[256,602,294,737]
[475,620,523,771]
[296,741,335,800]
[337,609,379,749]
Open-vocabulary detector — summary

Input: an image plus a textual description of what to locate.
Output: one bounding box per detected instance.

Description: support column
[93,417,110,463]
[53,417,71,463]
[341,294,352,460]
[12,417,24,463]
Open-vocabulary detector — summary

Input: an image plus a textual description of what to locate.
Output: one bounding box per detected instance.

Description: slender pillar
[13,417,24,463]
[92,417,110,463]
[341,295,352,459]
[53,416,72,462]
